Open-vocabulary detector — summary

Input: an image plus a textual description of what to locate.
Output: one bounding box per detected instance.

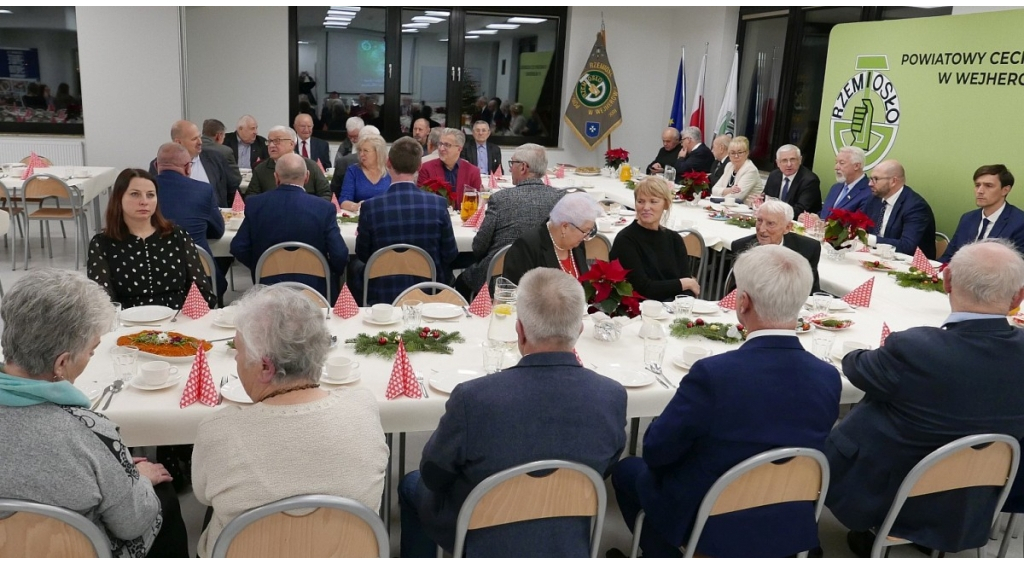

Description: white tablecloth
[2,166,118,233]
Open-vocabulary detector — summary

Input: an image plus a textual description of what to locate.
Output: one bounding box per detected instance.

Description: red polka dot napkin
[842,277,875,308]
[912,247,937,276]
[799,212,819,230]
[718,289,738,310]
[556,164,565,179]
[180,345,219,408]
[181,282,210,319]
[333,284,360,318]
[468,285,492,317]
[20,151,43,180]
[880,322,891,347]
[385,339,422,400]
[488,172,498,189]
[231,191,245,213]
[463,204,486,229]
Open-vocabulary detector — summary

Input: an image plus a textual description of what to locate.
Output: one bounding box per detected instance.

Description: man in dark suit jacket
[418,128,482,206]
[399,267,627,557]
[646,127,681,174]
[612,244,840,557]
[356,137,458,305]
[460,120,502,175]
[820,146,871,219]
[245,126,331,202]
[707,134,731,187]
[732,200,821,294]
[940,164,1024,263]
[826,240,1024,556]
[762,145,821,218]
[201,118,242,188]
[859,160,937,258]
[153,144,224,258]
[674,126,715,174]
[293,113,331,171]
[149,120,239,208]
[230,153,348,300]
[222,115,269,169]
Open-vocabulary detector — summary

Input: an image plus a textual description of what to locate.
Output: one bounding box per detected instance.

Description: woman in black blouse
[609,177,701,301]
[88,169,215,309]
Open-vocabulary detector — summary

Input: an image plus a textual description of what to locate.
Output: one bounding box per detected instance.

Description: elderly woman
[610,177,700,301]
[192,285,389,558]
[88,168,216,309]
[0,269,188,557]
[502,192,602,284]
[339,133,391,212]
[711,136,764,205]
[509,103,528,135]
[732,200,821,294]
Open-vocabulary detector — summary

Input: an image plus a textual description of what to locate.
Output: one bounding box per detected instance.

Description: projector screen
[326,29,413,94]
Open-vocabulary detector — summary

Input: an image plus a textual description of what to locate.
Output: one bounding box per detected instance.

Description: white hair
[948,239,1024,309]
[757,199,794,222]
[734,245,812,325]
[441,127,465,147]
[345,116,365,132]
[236,114,257,128]
[516,268,585,348]
[549,192,602,226]
[512,143,547,179]
[268,125,296,144]
[681,126,702,143]
[775,144,802,159]
[837,145,866,167]
[359,125,380,140]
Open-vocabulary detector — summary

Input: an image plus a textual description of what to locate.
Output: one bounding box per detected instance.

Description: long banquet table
[1,166,118,235]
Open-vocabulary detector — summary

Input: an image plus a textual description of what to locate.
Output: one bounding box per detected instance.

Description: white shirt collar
[745,329,797,340]
[847,174,865,188]
[984,201,1007,221]
[883,186,904,207]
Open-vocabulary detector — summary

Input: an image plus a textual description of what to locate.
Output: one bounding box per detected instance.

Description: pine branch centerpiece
[418,178,459,209]
[726,216,756,229]
[888,267,946,293]
[678,171,710,201]
[579,259,644,318]
[346,327,465,358]
[670,317,747,344]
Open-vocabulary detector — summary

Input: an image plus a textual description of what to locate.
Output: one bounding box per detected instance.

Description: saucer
[130,373,182,391]
[321,369,361,385]
[363,310,402,325]
[671,356,695,370]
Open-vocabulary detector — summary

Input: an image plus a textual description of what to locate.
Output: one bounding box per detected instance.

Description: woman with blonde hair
[711,136,763,205]
[339,133,390,212]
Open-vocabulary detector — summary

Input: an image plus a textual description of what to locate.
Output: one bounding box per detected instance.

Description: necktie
[978,217,991,241]
[301,141,308,158]
[836,185,851,207]
[780,177,791,201]
[878,201,889,236]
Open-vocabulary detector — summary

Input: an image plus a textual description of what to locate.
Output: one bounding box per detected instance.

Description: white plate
[220,379,253,404]
[691,300,720,314]
[120,305,175,324]
[618,209,636,216]
[811,319,855,332]
[363,309,403,325]
[421,303,464,320]
[804,299,852,312]
[321,369,361,385]
[130,373,182,391]
[671,356,694,370]
[211,307,238,329]
[602,367,656,388]
[430,369,485,394]
[137,350,198,363]
[574,171,601,177]
[893,252,912,262]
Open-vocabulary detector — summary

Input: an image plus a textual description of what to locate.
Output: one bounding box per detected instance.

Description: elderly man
[762,145,821,218]
[399,267,627,557]
[647,128,681,174]
[674,126,715,174]
[708,134,732,187]
[153,143,223,259]
[940,165,1024,263]
[820,146,871,219]
[330,124,380,197]
[858,160,937,258]
[454,143,566,299]
[201,119,242,187]
[460,120,502,175]
[334,116,364,163]
[826,239,1024,556]
[230,153,348,300]
[611,245,840,557]
[246,126,330,201]
[418,128,482,205]
[412,118,430,151]
[422,127,443,162]
[293,113,331,170]
[223,115,268,170]
[732,200,821,294]
[148,120,237,208]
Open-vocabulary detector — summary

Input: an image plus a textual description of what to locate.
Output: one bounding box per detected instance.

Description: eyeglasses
[571,223,598,241]
[508,159,524,169]
[267,138,294,145]
[729,150,748,156]
[438,141,457,149]
[868,176,892,182]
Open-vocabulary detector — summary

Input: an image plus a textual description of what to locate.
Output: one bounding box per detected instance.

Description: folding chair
[393,282,468,307]
[21,174,88,270]
[363,244,436,305]
[935,232,950,259]
[0,181,26,269]
[275,281,332,309]
[584,233,611,264]
[677,228,708,291]
[195,245,217,300]
[255,242,332,301]
[0,498,111,557]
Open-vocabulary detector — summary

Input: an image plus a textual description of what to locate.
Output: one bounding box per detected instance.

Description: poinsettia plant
[823,209,874,250]
[604,148,630,169]
[578,259,644,318]
[677,171,711,201]
[418,178,458,209]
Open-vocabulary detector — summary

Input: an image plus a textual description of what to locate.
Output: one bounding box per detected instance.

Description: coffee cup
[326,356,360,381]
[371,303,394,322]
[640,300,664,318]
[597,218,614,232]
[724,196,737,206]
[682,346,711,366]
[217,306,237,326]
[875,243,895,259]
[137,361,178,386]
[842,341,871,356]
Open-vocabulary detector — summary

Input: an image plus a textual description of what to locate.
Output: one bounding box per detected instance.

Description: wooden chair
[393,282,468,307]
[362,244,436,305]
[935,232,950,259]
[19,155,53,167]
[274,281,332,310]
[210,494,388,558]
[630,448,830,557]
[0,498,111,557]
[255,242,331,301]
[195,245,217,300]
[487,244,512,283]
[678,228,708,290]
[584,233,611,264]
[871,434,1019,558]
[21,174,88,270]
[448,460,607,558]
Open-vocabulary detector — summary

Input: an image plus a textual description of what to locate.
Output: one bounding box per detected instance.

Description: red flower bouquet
[418,178,458,209]
[604,148,630,169]
[579,259,644,318]
[823,209,874,250]
[678,171,711,201]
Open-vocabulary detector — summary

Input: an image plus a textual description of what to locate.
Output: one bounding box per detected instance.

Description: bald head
[293,113,314,141]
[413,118,430,145]
[274,153,308,186]
[661,127,681,150]
[170,120,202,159]
[156,143,192,175]
[868,159,906,199]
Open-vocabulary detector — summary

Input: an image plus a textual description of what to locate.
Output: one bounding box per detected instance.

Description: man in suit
[820,145,871,219]
[399,267,627,557]
[708,134,731,187]
[293,113,331,171]
[418,128,482,206]
[222,115,269,170]
[454,143,565,299]
[412,118,430,151]
[149,120,238,208]
[859,159,937,258]
[674,126,715,174]
[200,118,242,189]
[230,153,348,300]
[732,200,821,294]
[826,240,1024,556]
[460,120,502,175]
[422,127,442,163]
[940,164,1024,263]
[333,116,364,166]
[647,127,681,174]
[762,145,821,218]
[356,137,459,306]
[246,125,331,202]
[611,244,840,557]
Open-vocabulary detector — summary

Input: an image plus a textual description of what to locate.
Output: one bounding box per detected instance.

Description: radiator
[0,137,85,166]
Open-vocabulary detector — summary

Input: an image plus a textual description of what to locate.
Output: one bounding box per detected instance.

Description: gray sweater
[0,403,162,557]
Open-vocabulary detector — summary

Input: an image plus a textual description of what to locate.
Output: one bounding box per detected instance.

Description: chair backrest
[22,175,79,203]
[255,242,331,300]
[20,156,53,167]
[393,282,468,307]
[872,434,1020,558]
[0,498,111,558]
[584,233,611,264]
[210,494,388,558]
[487,244,512,282]
[935,231,950,259]
[677,228,707,289]
[452,460,606,558]
[194,245,217,300]
[363,244,436,305]
[684,448,829,558]
[0,210,9,235]
[275,281,332,309]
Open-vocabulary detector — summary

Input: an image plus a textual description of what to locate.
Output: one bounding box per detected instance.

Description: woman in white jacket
[711,136,763,205]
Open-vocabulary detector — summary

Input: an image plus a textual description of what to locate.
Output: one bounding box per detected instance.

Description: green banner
[564,30,623,150]
[518,51,553,115]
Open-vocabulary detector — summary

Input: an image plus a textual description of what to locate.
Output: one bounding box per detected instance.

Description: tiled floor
[4,234,1020,558]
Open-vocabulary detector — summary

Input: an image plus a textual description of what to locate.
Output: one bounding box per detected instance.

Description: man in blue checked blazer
[939,164,1024,263]
[355,137,458,305]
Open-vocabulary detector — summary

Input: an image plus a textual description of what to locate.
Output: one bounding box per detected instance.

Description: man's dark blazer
[763,166,822,218]
[860,186,937,258]
[674,143,715,175]
[222,132,269,169]
[153,171,224,258]
[147,150,238,208]
[820,175,871,219]
[939,202,1024,263]
[201,136,242,188]
[636,336,840,556]
[646,144,680,174]
[460,140,502,175]
[415,352,627,556]
[229,184,349,300]
[708,156,729,187]
[732,232,821,294]
[502,223,589,285]
[826,319,1024,553]
[295,136,331,171]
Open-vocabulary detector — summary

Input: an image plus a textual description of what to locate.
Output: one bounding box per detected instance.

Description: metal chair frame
[677,228,708,291]
[194,245,218,300]
[935,231,951,260]
[0,181,26,270]
[254,241,332,302]
[584,233,611,264]
[21,174,87,270]
[362,243,436,305]
[274,281,332,309]
[393,281,468,307]
[0,498,112,558]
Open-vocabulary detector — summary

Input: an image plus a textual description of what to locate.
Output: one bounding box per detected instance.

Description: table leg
[92,190,105,234]
[382,432,393,535]
[628,418,640,456]
[398,432,406,478]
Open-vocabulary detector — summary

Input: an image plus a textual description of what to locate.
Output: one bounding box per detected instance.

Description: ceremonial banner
[690,52,707,141]
[713,49,738,138]
[669,50,686,128]
[564,30,623,149]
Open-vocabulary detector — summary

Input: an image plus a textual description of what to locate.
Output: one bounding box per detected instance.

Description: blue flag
[669,51,686,128]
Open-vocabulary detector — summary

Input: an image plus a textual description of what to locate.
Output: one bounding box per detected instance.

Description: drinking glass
[673,295,695,321]
[664,166,676,183]
[644,334,668,371]
[460,188,479,221]
[811,292,833,316]
[607,202,622,220]
[481,341,503,373]
[811,332,837,361]
[110,346,139,383]
[402,300,423,330]
[111,301,122,331]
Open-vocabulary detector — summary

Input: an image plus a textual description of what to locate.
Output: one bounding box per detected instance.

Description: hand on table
[136,460,173,485]
[681,278,701,296]
[650,163,663,173]
[724,186,741,195]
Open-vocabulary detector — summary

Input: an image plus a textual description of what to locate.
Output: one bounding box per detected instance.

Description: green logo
[576,70,611,108]
[830,55,900,169]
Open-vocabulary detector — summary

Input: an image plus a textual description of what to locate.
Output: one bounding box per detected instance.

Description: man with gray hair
[223,114,268,169]
[674,125,715,174]
[246,125,330,201]
[732,199,821,293]
[460,120,502,174]
[820,145,870,219]
[826,239,1024,557]
[647,127,681,174]
[417,127,482,205]
[398,267,627,557]
[335,116,365,163]
[148,120,238,208]
[763,144,821,218]
[611,244,840,558]
[708,134,732,187]
[422,127,443,162]
[455,143,566,299]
